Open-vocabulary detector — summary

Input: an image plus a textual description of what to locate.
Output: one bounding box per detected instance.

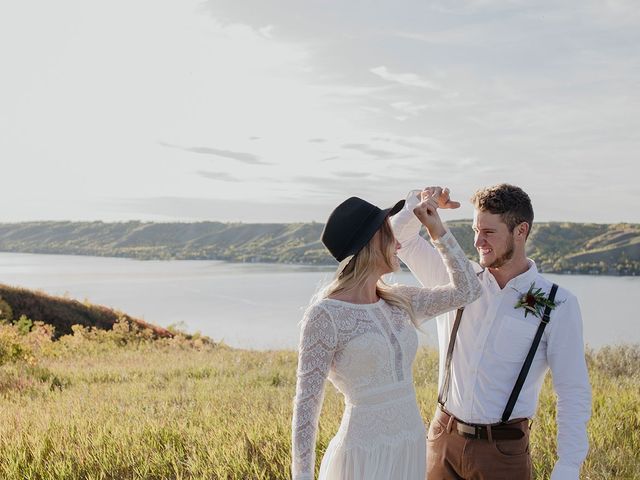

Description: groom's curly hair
[471,184,534,237]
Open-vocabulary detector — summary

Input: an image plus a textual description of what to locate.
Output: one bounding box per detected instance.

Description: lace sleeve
[291,303,337,480]
[396,231,482,325]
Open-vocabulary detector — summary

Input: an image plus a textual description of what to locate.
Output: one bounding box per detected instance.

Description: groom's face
[472,210,515,269]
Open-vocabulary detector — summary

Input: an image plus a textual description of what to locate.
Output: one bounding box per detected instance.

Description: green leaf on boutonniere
[513,282,562,319]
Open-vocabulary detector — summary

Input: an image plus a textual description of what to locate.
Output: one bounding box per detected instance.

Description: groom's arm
[546,293,592,480]
[391,189,451,287]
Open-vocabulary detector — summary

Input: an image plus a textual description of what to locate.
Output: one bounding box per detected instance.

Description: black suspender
[437,306,464,408]
[501,283,558,422]
[437,282,559,424]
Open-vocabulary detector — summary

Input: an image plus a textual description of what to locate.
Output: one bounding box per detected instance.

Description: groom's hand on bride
[419,186,461,210]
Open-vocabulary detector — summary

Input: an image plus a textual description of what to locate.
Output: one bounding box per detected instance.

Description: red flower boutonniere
[514,282,561,319]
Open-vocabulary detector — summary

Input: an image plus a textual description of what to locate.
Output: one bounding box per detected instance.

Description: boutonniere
[513,282,561,319]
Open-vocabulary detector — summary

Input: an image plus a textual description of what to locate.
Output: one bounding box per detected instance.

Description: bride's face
[372,220,401,275]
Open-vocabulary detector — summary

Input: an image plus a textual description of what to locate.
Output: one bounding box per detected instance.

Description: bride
[291,191,482,479]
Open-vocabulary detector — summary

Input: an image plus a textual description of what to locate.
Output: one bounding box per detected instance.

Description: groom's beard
[486,236,515,269]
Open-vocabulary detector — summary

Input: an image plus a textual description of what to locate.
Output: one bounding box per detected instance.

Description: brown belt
[435,407,528,441]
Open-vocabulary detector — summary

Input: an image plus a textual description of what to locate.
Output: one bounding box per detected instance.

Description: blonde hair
[319,219,418,327]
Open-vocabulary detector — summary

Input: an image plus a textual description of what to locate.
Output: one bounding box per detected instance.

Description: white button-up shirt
[391,194,592,480]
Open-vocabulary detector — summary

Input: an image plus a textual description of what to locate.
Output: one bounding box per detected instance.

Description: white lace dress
[291,231,482,480]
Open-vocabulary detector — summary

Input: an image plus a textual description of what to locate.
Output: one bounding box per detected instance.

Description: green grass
[0,323,638,479]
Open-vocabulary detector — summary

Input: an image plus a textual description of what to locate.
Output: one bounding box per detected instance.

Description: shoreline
[1,250,637,277]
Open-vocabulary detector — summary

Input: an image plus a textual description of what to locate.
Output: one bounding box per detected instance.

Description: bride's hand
[413,191,446,240]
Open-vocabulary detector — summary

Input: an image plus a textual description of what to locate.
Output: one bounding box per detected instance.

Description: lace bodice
[291,231,481,480]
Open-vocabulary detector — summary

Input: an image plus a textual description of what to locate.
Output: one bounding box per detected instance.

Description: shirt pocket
[492,315,539,362]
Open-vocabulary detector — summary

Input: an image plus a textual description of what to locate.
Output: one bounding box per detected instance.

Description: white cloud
[390,101,430,117]
[197,171,242,182]
[370,66,440,90]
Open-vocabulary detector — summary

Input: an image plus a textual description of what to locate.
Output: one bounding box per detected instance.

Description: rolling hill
[0,283,173,339]
[0,220,638,275]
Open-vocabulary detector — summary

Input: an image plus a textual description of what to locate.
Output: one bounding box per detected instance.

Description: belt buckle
[457,422,481,439]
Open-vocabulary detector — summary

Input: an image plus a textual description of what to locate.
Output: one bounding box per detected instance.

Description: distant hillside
[0,220,638,275]
[527,222,640,275]
[0,283,173,339]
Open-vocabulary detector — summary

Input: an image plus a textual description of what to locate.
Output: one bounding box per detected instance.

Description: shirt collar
[508,259,538,291]
[481,259,539,292]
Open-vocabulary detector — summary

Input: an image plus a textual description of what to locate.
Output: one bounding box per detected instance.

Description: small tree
[15,315,33,335]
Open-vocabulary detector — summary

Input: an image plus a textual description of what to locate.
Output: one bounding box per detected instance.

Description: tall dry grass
[0,320,638,479]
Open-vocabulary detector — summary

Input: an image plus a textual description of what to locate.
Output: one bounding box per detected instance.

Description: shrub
[0,297,13,322]
[14,315,33,335]
[0,323,33,366]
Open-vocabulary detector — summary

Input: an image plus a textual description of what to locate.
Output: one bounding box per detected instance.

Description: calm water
[0,252,638,350]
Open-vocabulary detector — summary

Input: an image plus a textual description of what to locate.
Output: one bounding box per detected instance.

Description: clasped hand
[412,186,459,240]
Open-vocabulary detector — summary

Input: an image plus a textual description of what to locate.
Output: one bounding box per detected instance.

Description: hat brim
[384,199,405,218]
[340,199,405,260]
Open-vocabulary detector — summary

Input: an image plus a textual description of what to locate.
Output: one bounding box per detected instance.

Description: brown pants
[426,408,532,480]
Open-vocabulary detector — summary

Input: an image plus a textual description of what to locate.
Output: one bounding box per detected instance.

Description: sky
[1,0,638,224]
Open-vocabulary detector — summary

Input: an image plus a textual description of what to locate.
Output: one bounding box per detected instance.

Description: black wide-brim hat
[321,197,405,262]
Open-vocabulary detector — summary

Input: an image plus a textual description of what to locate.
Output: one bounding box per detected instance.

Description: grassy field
[0,321,638,479]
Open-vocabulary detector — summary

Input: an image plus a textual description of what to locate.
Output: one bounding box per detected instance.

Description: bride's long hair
[318,219,418,327]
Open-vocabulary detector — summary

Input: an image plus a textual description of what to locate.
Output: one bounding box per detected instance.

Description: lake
[0,252,638,350]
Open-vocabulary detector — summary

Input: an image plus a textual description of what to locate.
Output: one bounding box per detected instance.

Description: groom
[391,184,591,479]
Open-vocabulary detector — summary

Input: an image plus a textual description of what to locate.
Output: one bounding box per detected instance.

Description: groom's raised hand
[419,186,461,209]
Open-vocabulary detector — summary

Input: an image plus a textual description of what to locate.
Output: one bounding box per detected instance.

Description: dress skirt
[318,382,427,480]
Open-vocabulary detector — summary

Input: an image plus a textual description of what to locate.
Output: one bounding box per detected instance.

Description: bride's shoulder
[302,299,334,322]
[299,301,338,340]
